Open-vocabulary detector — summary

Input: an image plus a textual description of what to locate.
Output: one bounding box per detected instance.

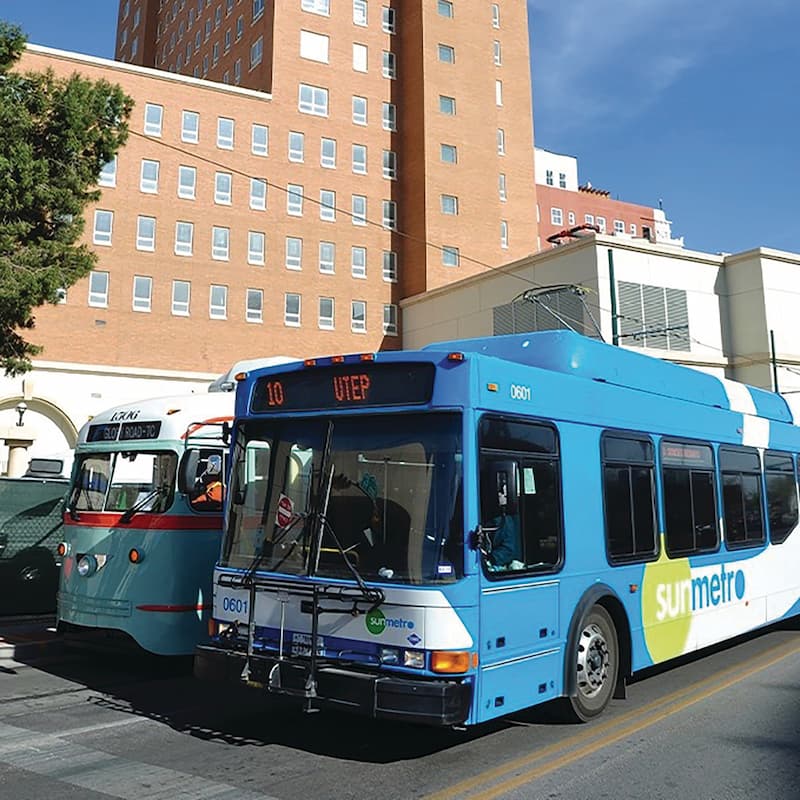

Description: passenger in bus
[487,512,523,570]
[190,455,223,511]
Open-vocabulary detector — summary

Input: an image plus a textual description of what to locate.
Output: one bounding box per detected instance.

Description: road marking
[0,720,280,800]
[425,638,800,800]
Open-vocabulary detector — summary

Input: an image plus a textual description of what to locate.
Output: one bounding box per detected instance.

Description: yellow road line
[424,637,800,800]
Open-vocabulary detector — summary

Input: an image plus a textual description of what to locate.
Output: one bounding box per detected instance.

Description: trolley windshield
[222,413,463,584]
[70,451,177,513]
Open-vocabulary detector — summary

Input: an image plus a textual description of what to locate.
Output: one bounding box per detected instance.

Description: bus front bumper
[195,644,472,726]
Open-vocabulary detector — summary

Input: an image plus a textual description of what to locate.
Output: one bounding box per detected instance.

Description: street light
[15,401,27,427]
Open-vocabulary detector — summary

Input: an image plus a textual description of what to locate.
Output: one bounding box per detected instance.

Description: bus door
[476,415,564,718]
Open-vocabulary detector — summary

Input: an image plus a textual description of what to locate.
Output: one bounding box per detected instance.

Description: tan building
[2,1,539,465]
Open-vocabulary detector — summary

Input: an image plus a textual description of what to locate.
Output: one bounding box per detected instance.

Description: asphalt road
[1,620,798,800]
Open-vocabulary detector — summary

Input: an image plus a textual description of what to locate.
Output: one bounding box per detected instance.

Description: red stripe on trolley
[63,512,222,530]
[136,603,212,613]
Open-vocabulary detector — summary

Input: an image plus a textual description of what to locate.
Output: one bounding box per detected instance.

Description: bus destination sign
[119,421,162,441]
[251,363,435,413]
[87,423,121,443]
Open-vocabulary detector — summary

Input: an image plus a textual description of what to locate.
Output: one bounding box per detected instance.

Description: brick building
[1,1,539,464]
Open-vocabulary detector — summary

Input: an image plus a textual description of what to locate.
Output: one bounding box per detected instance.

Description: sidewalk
[0,616,63,664]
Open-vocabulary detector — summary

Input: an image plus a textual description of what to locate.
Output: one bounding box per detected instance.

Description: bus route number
[510,384,532,401]
[265,381,285,407]
[222,596,248,615]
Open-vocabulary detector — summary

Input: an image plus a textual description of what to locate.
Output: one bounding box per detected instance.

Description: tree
[0,22,133,375]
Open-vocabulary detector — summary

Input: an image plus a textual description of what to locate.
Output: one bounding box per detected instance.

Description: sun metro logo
[364,608,416,636]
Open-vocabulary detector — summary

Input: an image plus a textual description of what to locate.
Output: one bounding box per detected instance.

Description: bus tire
[562,604,618,722]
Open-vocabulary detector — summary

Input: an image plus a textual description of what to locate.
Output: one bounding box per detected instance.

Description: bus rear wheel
[564,604,618,722]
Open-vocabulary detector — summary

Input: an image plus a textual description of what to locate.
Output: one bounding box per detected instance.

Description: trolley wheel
[562,604,618,722]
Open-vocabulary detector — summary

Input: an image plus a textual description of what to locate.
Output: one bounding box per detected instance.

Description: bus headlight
[76,555,98,577]
[403,649,425,669]
[380,647,399,665]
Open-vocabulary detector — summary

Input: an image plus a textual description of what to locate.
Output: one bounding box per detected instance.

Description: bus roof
[422,330,793,424]
[76,393,234,447]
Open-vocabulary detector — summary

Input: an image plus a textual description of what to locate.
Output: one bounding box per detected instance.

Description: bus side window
[188,449,225,512]
[765,451,798,544]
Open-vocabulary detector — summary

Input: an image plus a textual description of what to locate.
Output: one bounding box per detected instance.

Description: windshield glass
[71,451,177,513]
[222,413,463,584]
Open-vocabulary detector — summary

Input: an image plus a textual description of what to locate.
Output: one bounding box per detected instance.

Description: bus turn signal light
[431,650,472,674]
[57,542,69,557]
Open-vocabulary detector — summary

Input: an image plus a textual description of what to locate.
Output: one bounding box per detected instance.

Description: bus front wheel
[564,604,618,722]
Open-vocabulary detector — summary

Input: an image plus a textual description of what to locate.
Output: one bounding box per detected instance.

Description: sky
[3,0,799,256]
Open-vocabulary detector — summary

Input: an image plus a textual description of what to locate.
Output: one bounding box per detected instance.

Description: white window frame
[215,171,233,204]
[216,116,235,149]
[382,150,397,180]
[144,103,163,136]
[495,79,503,106]
[93,210,113,245]
[500,220,509,248]
[441,143,457,163]
[551,207,563,226]
[382,250,397,282]
[382,102,397,131]
[382,200,397,230]
[492,3,500,28]
[132,275,152,312]
[499,173,507,202]
[597,216,607,233]
[209,284,228,319]
[351,246,366,278]
[382,7,396,34]
[320,189,336,221]
[442,246,459,267]
[178,165,197,199]
[250,178,267,210]
[351,300,366,333]
[493,40,502,66]
[299,30,328,63]
[321,137,337,168]
[382,51,396,79]
[248,230,265,265]
[246,288,263,323]
[287,183,304,216]
[438,44,455,63]
[319,241,335,273]
[353,43,367,72]
[301,0,330,15]
[352,144,367,175]
[352,95,367,125]
[250,35,263,68]
[212,226,230,260]
[319,296,335,330]
[285,237,302,270]
[299,84,329,116]
[438,0,453,18]
[136,215,156,251]
[285,293,301,327]
[439,95,455,115]
[353,0,367,25]
[175,221,194,255]
[252,123,269,155]
[441,194,458,215]
[140,159,160,194]
[497,128,506,155]
[383,304,398,336]
[352,194,367,226]
[171,280,190,316]
[288,130,305,162]
[181,110,200,143]
[98,157,117,188]
[614,219,625,234]
[88,271,109,307]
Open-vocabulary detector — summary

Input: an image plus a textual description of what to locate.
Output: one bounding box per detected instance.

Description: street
[1,619,798,799]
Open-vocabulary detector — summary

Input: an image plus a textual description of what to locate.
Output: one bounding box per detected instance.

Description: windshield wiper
[118,486,165,524]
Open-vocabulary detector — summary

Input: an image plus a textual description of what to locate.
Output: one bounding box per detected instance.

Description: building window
[212,226,230,260]
[551,207,563,225]
[383,304,398,336]
[319,297,334,329]
[250,36,263,68]
[224,29,231,52]
[172,280,190,316]
[319,241,335,273]
[438,44,455,63]
[285,293,301,326]
[352,95,367,125]
[144,103,163,136]
[585,213,595,225]
[93,210,113,245]
[352,144,367,174]
[250,178,267,210]
[285,236,302,270]
[212,42,220,65]
[246,288,263,323]
[320,189,336,221]
[352,194,367,225]
[181,110,200,143]
[217,117,234,149]
[558,172,566,189]
[98,157,117,188]
[136,216,156,251]
[437,0,453,18]
[210,284,228,319]
[382,250,397,282]
[248,230,265,265]
[140,159,160,194]
[545,169,554,186]
[236,15,244,39]
[614,219,625,234]
[133,276,152,312]
[382,102,397,131]
[353,0,367,25]
[500,220,509,248]
[234,59,242,84]
[382,150,397,180]
[630,223,637,236]
[493,40,502,66]
[439,95,456,115]
[568,211,576,225]
[299,84,329,116]
[88,271,109,307]
[382,6,396,34]
[442,246,459,267]
[440,194,458,215]
[497,128,506,155]
[175,221,194,255]
[178,165,197,199]
[351,246,366,278]
[288,130,305,162]
[300,30,328,63]
[250,124,269,157]
[597,216,607,233]
[351,300,366,332]
[253,0,265,21]
[287,183,304,216]
[491,3,500,27]
[495,79,503,106]
[440,143,457,163]
[499,173,507,201]
[353,43,367,72]
[301,0,329,14]
[382,200,397,230]
[215,171,233,204]
[382,51,396,79]
[321,137,337,168]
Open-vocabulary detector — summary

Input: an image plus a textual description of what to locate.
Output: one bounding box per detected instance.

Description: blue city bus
[194,331,800,724]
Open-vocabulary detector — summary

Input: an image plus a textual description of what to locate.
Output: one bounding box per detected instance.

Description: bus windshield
[223,413,463,584]
[71,451,177,513]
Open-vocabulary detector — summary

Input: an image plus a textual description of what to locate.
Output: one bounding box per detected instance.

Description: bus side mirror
[178,450,200,494]
[482,459,519,520]
[222,421,231,445]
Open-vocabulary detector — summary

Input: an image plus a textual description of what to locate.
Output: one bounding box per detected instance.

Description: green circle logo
[642,539,692,663]
[365,608,386,635]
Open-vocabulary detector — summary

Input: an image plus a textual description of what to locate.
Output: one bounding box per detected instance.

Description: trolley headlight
[76,555,98,577]
[403,649,425,669]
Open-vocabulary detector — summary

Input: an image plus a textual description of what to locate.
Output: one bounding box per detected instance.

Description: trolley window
[601,432,658,563]
[661,439,718,556]
[765,451,797,544]
[478,416,563,577]
[720,446,765,549]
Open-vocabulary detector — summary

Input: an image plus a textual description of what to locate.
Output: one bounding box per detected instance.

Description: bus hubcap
[576,622,609,698]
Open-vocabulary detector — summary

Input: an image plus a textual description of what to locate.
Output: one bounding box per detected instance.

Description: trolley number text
[221,596,249,615]
[510,384,532,401]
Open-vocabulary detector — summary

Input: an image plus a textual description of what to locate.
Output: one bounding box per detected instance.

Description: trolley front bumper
[195,644,472,726]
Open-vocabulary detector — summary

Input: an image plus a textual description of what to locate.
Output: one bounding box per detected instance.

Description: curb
[0,617,63,664]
